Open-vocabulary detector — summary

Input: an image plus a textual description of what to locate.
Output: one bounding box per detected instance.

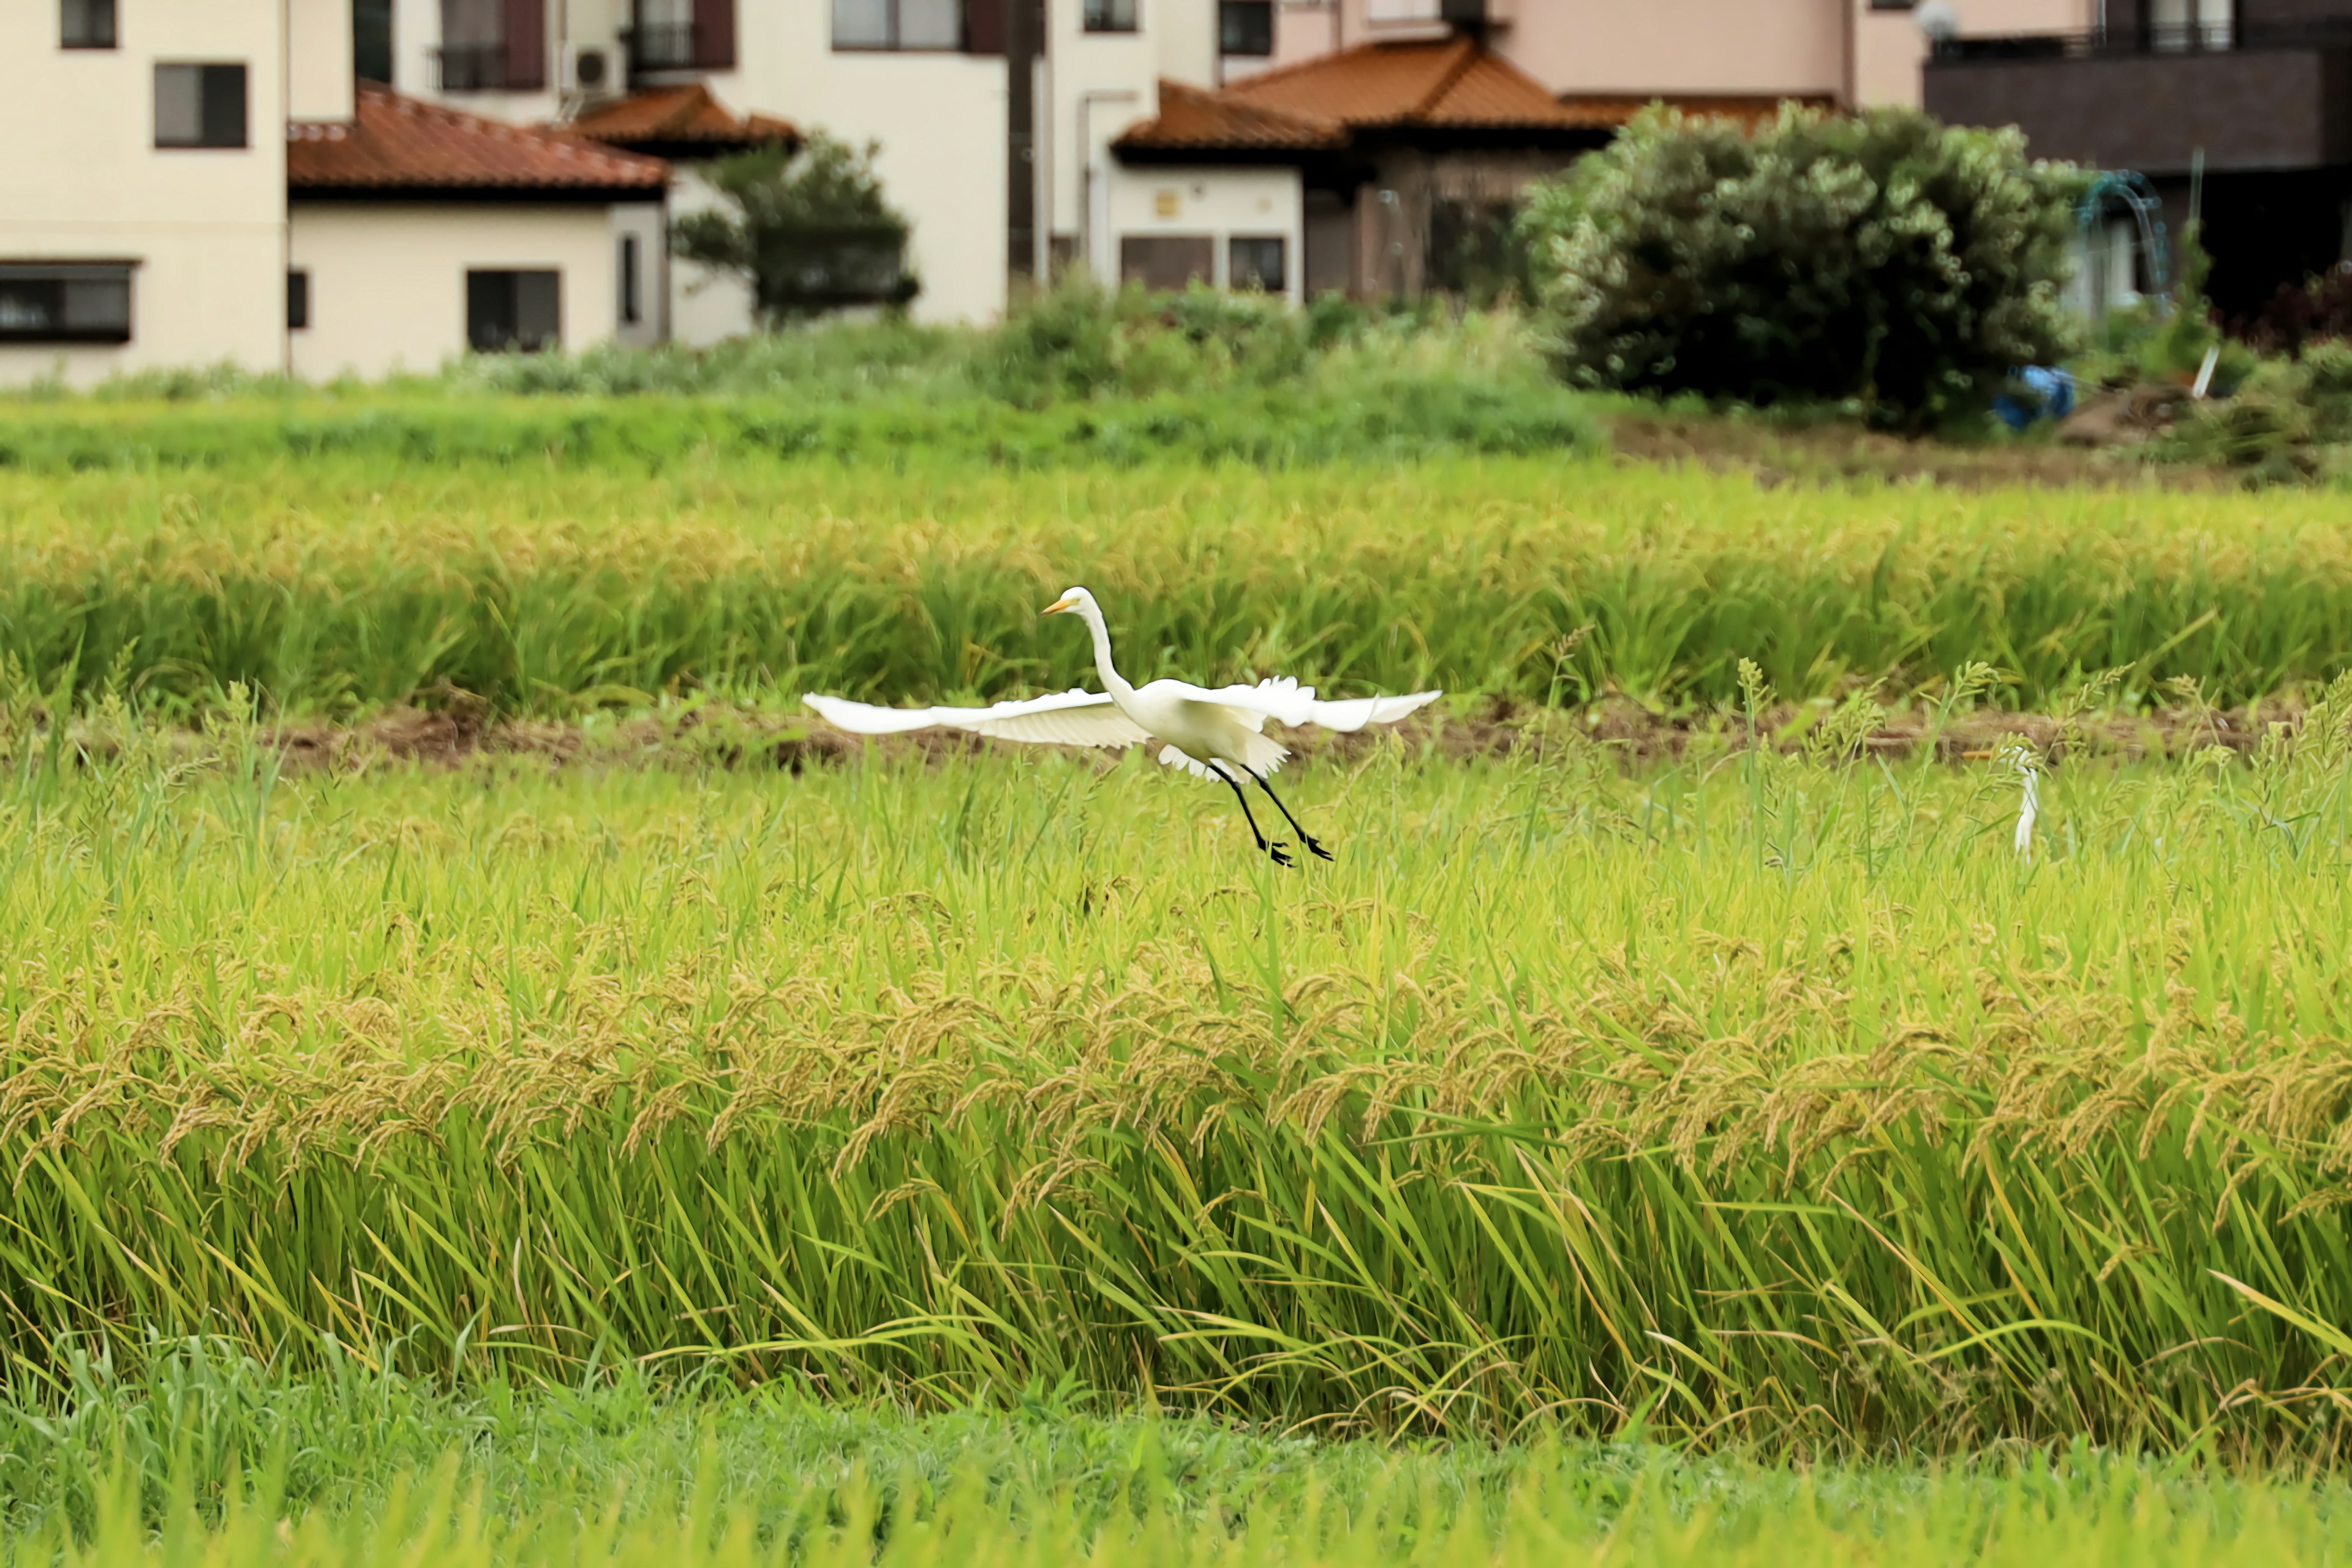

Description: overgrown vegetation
[1519,106,2081,426]
[0,293,1592,472]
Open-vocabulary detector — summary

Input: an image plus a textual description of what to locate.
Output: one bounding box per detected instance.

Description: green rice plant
[8,697,2352,1453]
[17,1417,2352,1567]
[3,458,2348,718]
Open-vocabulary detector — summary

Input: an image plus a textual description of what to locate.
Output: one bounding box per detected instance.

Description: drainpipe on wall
[1077,89,1137,282]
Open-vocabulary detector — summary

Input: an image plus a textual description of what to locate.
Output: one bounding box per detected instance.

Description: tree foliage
[1518,107,2084,422]
[672,132,918,323]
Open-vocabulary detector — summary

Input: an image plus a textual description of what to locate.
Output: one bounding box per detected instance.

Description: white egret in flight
[802,586,1439,866]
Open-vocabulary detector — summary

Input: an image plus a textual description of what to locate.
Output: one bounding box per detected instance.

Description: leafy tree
[673,132,918,323]
[1517,106,2084,424]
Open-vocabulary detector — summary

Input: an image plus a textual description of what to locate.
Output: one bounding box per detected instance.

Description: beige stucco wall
[290,0,358,120]
[666,165,759,347]
[1109,164,1305,303]
[1261,0,2092,108]
[1855,0,2098,108]
[288,201,638,378]
[0,0,289,386]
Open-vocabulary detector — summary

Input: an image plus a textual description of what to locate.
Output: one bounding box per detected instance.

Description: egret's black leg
[1214,765,1292,867]
[1251,772,1332,862]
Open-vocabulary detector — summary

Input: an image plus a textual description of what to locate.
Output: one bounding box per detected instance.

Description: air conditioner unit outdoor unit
[560,43,618,95]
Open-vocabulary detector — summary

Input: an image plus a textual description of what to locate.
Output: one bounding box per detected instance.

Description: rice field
[11,410,2352,1559]
[5,454,2352,717]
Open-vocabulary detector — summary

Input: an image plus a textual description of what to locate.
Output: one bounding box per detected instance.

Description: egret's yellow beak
[1042,594,1080,616]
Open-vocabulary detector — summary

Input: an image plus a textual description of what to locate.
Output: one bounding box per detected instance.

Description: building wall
[1258,0,2092,108]
[1108,164,1305,302]
[0,0,290,386]
[667,164,758,345]
[392,0,1011,324]
[290,0,359,120]
[1854,0,2100,109]
[288,200,632,377]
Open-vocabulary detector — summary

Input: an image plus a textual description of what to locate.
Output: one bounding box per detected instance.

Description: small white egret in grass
[802,586,1440,867]
[2008,744,2041,862]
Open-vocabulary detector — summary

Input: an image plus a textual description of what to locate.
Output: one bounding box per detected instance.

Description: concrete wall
[1108,164,1305,301]
[0,0,290,386]
[288,200,635,377]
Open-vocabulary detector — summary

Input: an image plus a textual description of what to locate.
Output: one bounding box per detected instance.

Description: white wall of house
[290,0,359,120]
[611,199,669,348]
[666,165,759,345]
[1109,164,1304,303]
[0,0,291,386]
[288,200,636,377]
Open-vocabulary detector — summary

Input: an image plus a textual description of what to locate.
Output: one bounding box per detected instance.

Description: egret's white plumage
[802,585,1441,865]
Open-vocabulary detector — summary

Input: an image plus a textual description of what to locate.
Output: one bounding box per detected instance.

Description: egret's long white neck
[1079,600,1134,701]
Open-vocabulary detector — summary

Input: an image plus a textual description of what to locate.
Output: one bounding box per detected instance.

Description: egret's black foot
[1267,840,1295,868]
[1303,836,1333,862]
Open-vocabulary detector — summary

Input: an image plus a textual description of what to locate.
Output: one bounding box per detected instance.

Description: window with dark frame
[1218,0,1272,56]
[61,0,116,48]
[619,235,641,326]
[0,262,135,344]
[1120,235,1213,293]
[354,0,394,81]
[466,269,561,353]
[154,63,248,148]
[1084,0,1137,32]
[1228,235,1286,294]
[832,0,964,50]
[288,271,310,331]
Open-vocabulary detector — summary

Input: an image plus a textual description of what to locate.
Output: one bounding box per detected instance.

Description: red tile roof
[288,85,668,195]
[1112,80,1344,153]
[1115,39,1602,156]
[563,83,799,153]
[1224,37,1593,132]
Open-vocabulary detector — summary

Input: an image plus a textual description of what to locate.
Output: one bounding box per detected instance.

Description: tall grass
[4,460,2348,717]
[23,1418,2352,1567]
[8,684,2352,1452]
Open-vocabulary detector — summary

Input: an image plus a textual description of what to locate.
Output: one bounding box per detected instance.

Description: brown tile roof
[1223,37,1592,132]
[563,83,799,153]
[1112,80,1344,153]
[1553,92,1838,131]
[288,85,668,195]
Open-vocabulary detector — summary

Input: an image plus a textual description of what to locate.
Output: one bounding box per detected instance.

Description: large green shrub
[1519,106,2083,422]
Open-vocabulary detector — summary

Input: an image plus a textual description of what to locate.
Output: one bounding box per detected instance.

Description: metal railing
[1931,17,2352,63]
[625,20,699,70]
[432,42,518,90]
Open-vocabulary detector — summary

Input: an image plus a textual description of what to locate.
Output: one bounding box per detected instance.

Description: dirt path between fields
[1606,412,2232,492]
[44,692,2297,778]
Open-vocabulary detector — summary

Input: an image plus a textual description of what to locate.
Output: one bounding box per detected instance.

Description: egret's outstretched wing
[1172,677,1443,733]
[803,690,1151,750]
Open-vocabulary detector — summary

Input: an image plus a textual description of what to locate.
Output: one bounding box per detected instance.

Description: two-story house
[2,0,668,385]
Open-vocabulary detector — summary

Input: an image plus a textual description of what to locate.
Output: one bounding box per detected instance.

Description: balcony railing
[626,20,698,71]
[432,42,516,90]
[1930,17,2352,64]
